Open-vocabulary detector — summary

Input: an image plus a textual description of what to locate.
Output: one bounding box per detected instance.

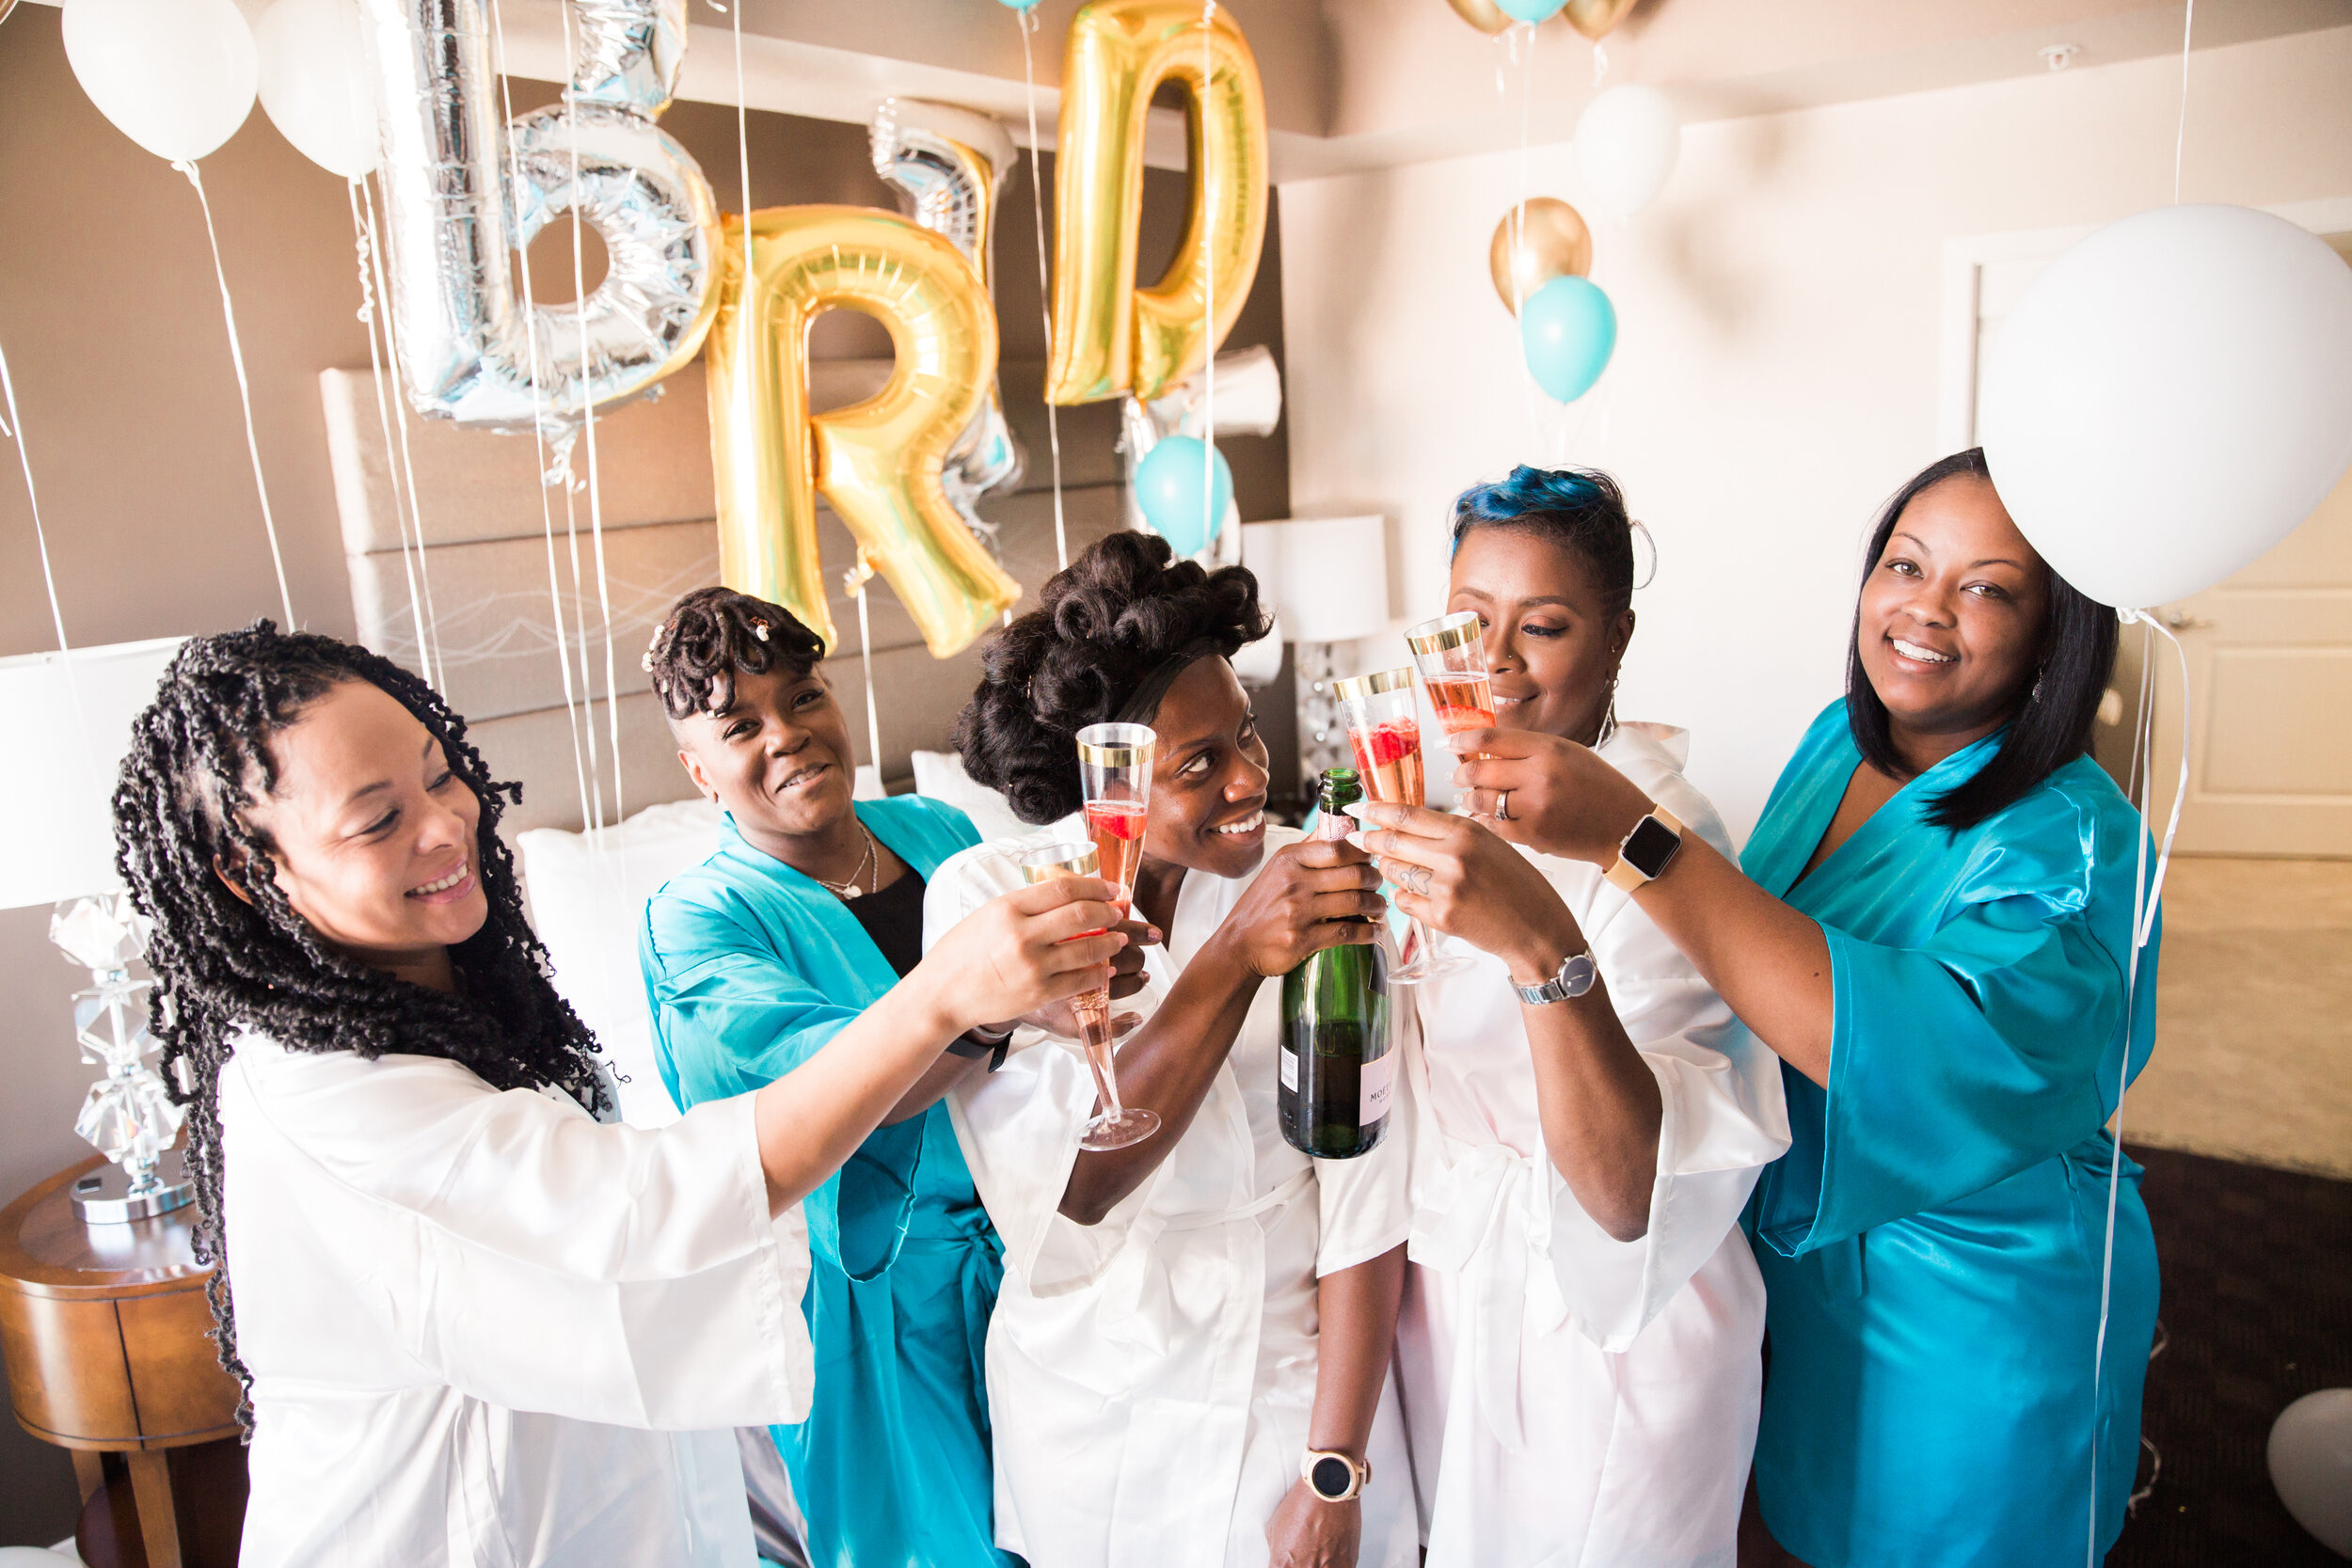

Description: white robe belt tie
[1101,1167,1318,1353]
[1407,1139,1571,1450]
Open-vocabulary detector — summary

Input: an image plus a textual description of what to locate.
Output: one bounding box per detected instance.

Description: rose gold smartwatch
[1302,1449,1370,1503]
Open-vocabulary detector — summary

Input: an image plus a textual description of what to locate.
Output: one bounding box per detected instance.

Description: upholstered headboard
[320,359,1126,832]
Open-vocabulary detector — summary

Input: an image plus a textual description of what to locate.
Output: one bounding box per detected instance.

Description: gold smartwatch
[1603,805,1685,894]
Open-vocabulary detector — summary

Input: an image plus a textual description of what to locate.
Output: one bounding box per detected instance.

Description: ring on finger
[1495,788,1513,821]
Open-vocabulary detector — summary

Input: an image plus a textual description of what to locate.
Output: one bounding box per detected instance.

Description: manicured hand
[1347,801,1582,981]
[1446,726,1656,866]
[1012,916,1158,1040]
[925,877,1127,1032]
[1264,1479,1359,1568]
[1216,837,1387,978]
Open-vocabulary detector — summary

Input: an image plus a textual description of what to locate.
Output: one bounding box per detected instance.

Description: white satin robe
[220,1031,814,1568]
[1394,723,1792,1568]
[925,822,1420,1568]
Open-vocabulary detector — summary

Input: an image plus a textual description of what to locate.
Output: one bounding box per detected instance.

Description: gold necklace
[812,821,878,900]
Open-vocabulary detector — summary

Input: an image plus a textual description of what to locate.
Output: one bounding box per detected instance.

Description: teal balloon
[995,0,1042,9]
[1496,0,1567,20]
[1520,275,1617,403]
[1135,436,1233,556]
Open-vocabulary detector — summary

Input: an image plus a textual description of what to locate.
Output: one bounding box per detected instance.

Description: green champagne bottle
[1279,768,1393,1159]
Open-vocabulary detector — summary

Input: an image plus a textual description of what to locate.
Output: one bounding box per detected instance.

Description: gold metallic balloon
[707,205,1021,657]
[1445,0,1514,35]
[1046,0,1268,406]
[1488,197,1594,315]
[1564,0,1638,41]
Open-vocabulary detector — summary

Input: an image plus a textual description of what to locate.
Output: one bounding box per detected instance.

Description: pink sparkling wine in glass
[1084,799,1148,908]
[1422,673,1496,739]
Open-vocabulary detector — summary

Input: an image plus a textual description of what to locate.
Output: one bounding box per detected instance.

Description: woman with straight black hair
[1352,450,2159,1566]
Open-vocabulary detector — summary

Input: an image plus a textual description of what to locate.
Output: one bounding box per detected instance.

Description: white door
[1969,230,2352,858]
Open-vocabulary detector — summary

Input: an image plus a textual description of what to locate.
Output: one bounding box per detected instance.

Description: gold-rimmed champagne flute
[1075,723,1154,907]
[1333,669,1471,984]
[1018,841,1161,1151]
[1406,611,1496,756]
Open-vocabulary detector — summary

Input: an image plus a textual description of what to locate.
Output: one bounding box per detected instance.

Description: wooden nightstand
[0,1157,243,1568]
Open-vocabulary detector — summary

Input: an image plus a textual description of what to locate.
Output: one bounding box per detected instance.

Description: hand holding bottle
[1210,838,1387,979]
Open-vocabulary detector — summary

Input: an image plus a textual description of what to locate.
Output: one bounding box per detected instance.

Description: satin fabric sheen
[1394,723,1790,1567]
[1741,701,2161,1568]
[924,821,1421,1568]
[220,1034,812,1567]
[642,796,1018,1568]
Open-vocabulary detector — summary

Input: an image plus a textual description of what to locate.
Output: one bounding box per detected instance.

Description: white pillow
[516,798,723,1127]
[911,750,1030,841]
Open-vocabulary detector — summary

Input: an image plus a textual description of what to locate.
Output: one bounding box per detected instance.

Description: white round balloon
[256,0,379,178]
[2268,1388,2352,1556]
[61,0,257,163]
[1573,85,1680,218]
[1980,204,2352,610]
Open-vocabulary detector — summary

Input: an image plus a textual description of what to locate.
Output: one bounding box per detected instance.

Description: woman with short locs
[1345,467,1789,1566]
[928,532,1419,1568]
[111,622,1122,1567]
[1380,450,2161,1567]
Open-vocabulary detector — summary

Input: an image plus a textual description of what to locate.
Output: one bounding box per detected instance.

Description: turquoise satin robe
[640,796,1014,1568]
[1741,701,2160,1568]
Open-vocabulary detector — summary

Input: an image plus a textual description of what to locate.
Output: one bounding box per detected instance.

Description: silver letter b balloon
[359,0,722,429]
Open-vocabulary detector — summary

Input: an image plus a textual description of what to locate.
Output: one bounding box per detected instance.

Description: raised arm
[1446,728,1838,1086]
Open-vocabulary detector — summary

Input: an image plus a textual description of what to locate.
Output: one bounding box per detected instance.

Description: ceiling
[29,0,2352,179]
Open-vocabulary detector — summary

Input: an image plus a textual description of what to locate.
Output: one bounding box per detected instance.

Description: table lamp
[0,637,191,1222]
[1239,517,1391,780]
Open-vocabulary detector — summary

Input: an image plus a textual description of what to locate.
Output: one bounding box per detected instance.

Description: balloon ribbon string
[173,159,294,629]
[1201,0,1216,553]
[490,0,596,836]
[358,175,446,690]
[855,575,882,782]
[2087,610,2189,1564]
[562,0,627,831]
[346,180,438,693]
[1019,10,1070,570]
[2172,0,2195,204]
[0,332,108,854]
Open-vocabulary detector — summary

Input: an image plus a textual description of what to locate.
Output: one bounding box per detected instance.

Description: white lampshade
[1240,516,1391,644]
[0,638,186,910]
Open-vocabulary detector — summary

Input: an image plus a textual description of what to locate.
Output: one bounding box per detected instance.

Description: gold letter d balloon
[1047,0,1268,405]
[707,205,1021,657]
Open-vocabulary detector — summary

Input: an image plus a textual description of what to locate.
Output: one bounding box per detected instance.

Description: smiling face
[1447,526,1636,746]
[1136,657,1271,880]
[1855,474,2052,764]
[671,662,857,851]
[234,678,488,982]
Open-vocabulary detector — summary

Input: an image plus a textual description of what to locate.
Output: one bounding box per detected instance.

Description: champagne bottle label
[1280,1043,1298,1094]
[1359,1050,1396,1127]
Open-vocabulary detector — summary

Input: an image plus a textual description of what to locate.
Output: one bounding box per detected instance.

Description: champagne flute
[1406,611,1496,755]
[1333,669,1472,984]
[1018,841,1161,1151]
[1075,722,1154,907]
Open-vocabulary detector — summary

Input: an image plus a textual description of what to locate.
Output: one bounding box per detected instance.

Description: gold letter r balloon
[707,205,1021,657]
[1046,0,1268,406]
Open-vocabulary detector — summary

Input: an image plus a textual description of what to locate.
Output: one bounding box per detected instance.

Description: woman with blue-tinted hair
[1388,450,2160,1566]
[1349,467,1790,1565]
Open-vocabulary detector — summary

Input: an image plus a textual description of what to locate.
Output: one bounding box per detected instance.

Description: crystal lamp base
[71,1151,195,1225]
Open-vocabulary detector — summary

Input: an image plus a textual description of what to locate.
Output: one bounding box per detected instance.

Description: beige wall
[1278,24,2352,841]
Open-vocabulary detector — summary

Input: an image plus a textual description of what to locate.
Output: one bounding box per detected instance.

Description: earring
[1598,673,1620,749]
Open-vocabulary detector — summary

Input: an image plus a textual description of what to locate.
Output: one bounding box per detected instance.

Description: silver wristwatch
[1513,949,1598,1006]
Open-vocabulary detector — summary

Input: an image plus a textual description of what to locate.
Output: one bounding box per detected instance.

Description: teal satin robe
[1740,702,2160,1568]
[640,795,1014,1568]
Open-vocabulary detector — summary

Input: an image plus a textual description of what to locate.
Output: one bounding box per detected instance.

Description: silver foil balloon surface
[1121,343,1283,564]
[362,0,721,431]
[870,98,1024,538]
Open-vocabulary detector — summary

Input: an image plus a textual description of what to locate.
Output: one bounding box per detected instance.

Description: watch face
[1623,815,1681,879]
[1310,1455,1355,1499]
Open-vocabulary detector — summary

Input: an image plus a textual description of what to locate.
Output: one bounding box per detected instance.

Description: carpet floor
[2110,1145,2352,1565]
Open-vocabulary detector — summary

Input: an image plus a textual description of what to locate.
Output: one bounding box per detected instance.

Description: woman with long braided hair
[113,622,1125,1568]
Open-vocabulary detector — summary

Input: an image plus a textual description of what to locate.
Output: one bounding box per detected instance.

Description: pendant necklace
[813,821,879,900]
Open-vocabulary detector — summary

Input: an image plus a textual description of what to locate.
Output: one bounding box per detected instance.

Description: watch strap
[1603,806,1686,894]
[1513,950,1597,1006]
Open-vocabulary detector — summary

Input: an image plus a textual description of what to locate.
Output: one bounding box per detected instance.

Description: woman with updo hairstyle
[1340,467,1789,1566]
[925,531,1421,1568]
[111,622,1118,1566]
